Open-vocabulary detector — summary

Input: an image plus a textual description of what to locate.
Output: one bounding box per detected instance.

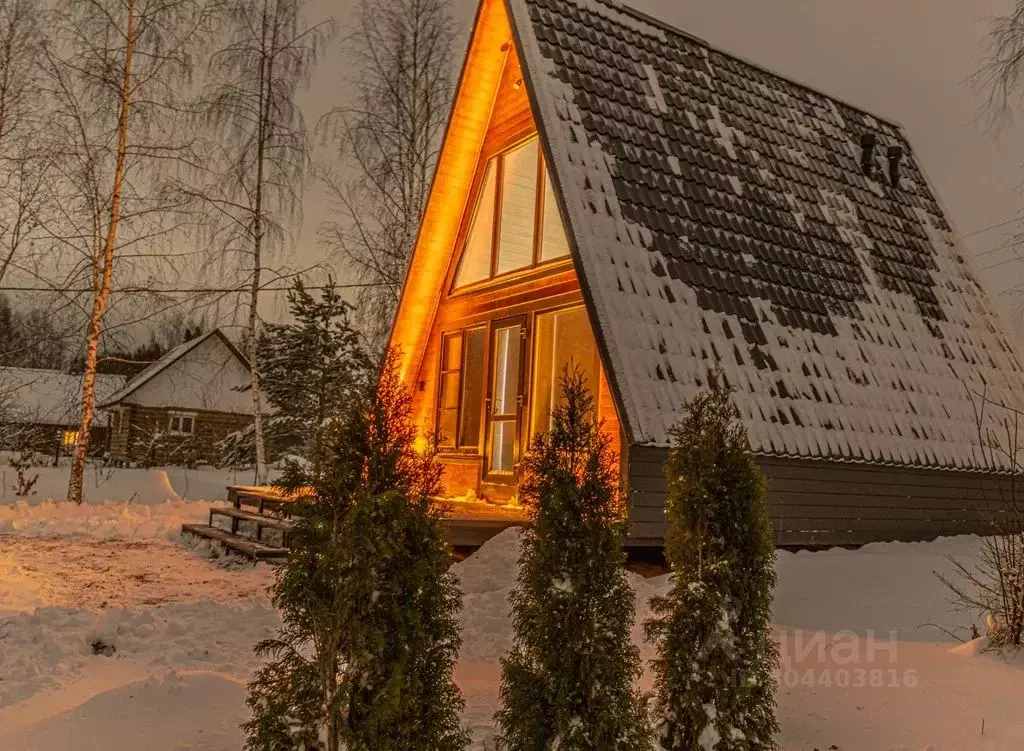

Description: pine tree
[644,374,779,750]
[243,351,467,751]
[260,277,367,458]
[496,366,650,750]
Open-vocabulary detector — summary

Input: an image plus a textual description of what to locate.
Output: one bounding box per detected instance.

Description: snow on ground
[0,499,217,543]
[2,499,1024,749]
[0,458,254,506]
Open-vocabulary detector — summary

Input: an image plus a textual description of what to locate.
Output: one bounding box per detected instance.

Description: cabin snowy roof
[505,0,1024,470]
[0,368,126,427]
[98,329,249,409]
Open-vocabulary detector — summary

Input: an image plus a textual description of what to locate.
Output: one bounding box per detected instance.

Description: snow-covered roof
[98,329,250,410]
[506,0,1024,469]
[0,368,126,427]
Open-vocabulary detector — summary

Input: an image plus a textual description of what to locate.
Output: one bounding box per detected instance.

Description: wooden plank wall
[627,444,1023,547]
[122,406,252,466]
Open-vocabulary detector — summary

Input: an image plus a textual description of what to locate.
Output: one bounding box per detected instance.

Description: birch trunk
[247,0,272,487]
[67,0,136,504]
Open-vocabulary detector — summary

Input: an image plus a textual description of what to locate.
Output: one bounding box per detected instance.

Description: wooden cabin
[389,0,1024,547]
[0,367,125,461]
[99,329,253,467]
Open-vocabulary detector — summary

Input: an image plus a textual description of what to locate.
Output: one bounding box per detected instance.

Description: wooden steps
[210,506,295,533]
[181,523,289,561]
[181,485,297,562]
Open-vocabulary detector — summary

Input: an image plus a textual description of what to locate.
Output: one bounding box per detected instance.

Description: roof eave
[504,0,642,447]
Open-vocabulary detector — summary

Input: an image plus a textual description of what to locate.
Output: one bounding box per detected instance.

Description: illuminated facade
[389,0,1024,546]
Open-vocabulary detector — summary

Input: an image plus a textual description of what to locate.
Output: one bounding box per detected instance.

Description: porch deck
[181,485,527,561]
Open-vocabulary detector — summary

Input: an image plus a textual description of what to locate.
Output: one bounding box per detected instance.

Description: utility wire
[961,216,1024,240]
[0,282,388,294]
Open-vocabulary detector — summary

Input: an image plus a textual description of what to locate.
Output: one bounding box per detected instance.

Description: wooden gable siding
[108,407,130,458]
[390,0,512,389]
[410,43,622,500]
[627,444,1022,547]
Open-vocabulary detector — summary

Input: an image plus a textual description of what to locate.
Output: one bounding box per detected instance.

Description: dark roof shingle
[509,0,1024,469]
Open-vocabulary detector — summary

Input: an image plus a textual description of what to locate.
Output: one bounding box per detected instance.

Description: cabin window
[487,321,524,475]
[459,328,486,448]
[530,306,599,441]
[496,140,539,275]
[435,327,486,450]
[453,137,570,289]
[456,162,497,287]
[169,413,196,436]
[540,171,571,262]
[436,333,462,447]
[61,430,79,446]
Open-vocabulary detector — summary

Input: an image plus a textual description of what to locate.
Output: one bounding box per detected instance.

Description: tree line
[0,0,455,501]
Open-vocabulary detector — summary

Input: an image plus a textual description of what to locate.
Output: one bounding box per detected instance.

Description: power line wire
[0,282,387,294]
[962,216,1024,240]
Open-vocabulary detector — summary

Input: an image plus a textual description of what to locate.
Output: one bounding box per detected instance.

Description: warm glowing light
[62,430,79,446]
[388,0,513,388]
[414,433,429,455]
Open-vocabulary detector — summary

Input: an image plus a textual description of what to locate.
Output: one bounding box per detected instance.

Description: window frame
[435,325,488,454]
[450,135,570,294]
[435,331,463,449]
[168,411,197,437]
[528,304,602,444]
[482,315,528,482]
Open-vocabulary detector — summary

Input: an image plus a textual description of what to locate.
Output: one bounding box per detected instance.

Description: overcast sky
[301,0,1024,332]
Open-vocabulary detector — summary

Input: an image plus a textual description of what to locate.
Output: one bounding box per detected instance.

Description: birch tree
[0,0,48,287]
[43,0,217,504]
[197,0,332,484]
[320,0,456,349]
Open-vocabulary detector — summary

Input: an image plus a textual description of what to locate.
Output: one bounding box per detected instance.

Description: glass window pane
[442,332,462,370]
[440,372,461,409]
[455,161,497,288]
[492,325,521,416]
[458,328,486,448]
[438,406,458,446]
[530,307,598,441]
[437,333,462,447]
[497,140,539,275]
[490,421,515,473]
[540,169,571,262]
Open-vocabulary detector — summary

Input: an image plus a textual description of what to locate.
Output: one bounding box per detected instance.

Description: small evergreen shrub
[645,374,779,750]
[497,366,650,750]
[243,351,467,751]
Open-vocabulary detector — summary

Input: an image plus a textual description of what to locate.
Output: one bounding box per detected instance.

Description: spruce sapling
[497,365,650,750]
[644,374,779,750]
[242,351,467,751]
[334,353,468,750]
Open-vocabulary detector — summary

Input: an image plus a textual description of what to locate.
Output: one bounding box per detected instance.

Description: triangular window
[540,170,570,262]
[452,137,570,291]
[454,161,497,288]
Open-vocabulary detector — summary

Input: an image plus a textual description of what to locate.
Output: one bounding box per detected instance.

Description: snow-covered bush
[496,366,650,750]
[645,373,779,750]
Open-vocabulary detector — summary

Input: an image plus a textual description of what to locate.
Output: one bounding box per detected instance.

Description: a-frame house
[389,0,1024,546]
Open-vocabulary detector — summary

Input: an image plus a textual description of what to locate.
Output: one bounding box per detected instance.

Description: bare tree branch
[318,0,456,353]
